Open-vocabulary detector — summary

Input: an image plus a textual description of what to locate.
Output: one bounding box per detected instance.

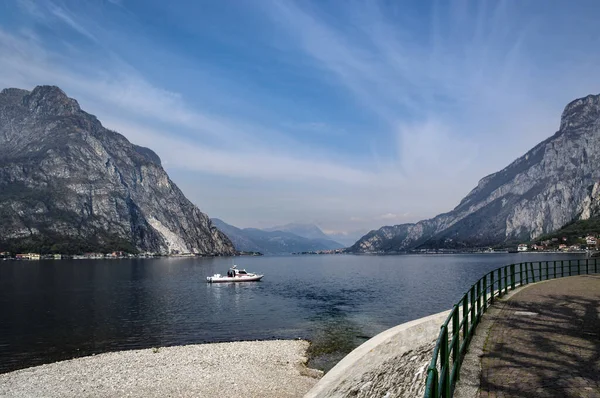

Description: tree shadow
[480,275,600,398]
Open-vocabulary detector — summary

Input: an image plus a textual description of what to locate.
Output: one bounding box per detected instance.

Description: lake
[0,253,585,373]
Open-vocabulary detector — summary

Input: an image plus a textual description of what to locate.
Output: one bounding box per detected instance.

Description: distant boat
[206,265,264,283]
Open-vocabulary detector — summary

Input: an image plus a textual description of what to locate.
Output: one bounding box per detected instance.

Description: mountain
[212,219,343,254]
[0,86,235,255]
[324,229,370,247]
[210,219,261,253]
[263,222,343,248]
[349,93,600,253]
[264,223,330,240]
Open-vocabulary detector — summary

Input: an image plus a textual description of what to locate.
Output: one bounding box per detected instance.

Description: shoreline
[0,340,323,398]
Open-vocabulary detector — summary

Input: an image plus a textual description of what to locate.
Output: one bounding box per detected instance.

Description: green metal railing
[423,257,599,398]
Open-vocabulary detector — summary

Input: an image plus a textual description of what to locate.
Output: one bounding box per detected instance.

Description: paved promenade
[479,275,600,398]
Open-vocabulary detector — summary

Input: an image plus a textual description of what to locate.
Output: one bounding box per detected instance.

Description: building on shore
[16,253,41,260]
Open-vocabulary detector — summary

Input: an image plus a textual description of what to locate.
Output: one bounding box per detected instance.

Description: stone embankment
[0,340,322,398]
[304,310,451,398]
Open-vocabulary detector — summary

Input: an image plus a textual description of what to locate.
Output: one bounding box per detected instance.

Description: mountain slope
[263,223,343,248]
[264,223,330,240]
[212,219,343,254]
[349,94,600,252]
[0,86,235,255]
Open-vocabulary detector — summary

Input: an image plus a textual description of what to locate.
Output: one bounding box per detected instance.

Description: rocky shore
[0,340,322,398]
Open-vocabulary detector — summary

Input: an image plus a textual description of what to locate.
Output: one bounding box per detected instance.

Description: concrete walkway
[479,275,600,398]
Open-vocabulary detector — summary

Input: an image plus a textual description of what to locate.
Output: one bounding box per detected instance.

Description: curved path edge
[304,309,451,398]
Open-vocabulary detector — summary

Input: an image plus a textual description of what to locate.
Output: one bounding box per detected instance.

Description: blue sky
[1,1,599,236]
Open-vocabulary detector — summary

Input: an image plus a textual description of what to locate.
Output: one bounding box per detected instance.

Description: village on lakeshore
[4,235,599,261]
[0,250,264,261]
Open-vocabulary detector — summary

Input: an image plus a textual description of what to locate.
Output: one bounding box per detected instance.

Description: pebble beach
[0,340,322,398]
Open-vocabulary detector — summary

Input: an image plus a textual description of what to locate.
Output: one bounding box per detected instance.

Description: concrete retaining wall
[304,309,451,398]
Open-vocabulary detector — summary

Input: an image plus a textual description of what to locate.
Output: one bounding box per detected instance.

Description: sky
[1,1,599,236]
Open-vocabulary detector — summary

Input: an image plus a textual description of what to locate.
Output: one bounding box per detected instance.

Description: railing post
[586,258,589,274]
[483,275,488,312]
[470,285,475,329]
[578,259,581,275]
[545,261,549,280]
[490,272,495,304]
[538,262,542,282]
[426,367,438,398]
[554,261,557,279]
[525,262,529,284]
[595,258,598,274]
[530,263,535,283]
[510,264,515,290]
[568,259,572,276]
[504,266,509,295]
[462,294,468,345]
[440,326,450,398]
[452,306,460,377]
[498,268,503,297]
[520,263,524,286]
[561,260,564,278]
[476,280,481,323]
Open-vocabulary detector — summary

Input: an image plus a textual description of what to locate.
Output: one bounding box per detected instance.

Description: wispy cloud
[0,24,374,186]
[49,4,98,43]
[1,0,599,233]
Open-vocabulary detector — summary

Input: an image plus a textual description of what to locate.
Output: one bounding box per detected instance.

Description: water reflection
[0,253,585,373]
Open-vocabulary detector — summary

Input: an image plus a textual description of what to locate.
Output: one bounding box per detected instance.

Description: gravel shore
[0,340,322,398]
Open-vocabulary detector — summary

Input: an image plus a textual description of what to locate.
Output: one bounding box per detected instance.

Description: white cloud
[2,1,599,235]
[102,118,375,184]
[49,4,99,43]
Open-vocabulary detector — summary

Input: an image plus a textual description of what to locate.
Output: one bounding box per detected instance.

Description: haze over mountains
[349,94,600,253]
[211,219,343,254]
[0,86,234,255]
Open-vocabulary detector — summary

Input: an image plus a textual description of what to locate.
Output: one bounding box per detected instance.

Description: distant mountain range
[211,219,343,254]
[0,86,234,255]
[349,93,600,253]
[264,223,331,240]
[264,223,367,247]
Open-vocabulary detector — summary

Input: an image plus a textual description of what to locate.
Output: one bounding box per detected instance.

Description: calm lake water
[0,253,585,373]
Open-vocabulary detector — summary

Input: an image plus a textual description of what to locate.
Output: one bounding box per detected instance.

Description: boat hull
[206,275,264,283]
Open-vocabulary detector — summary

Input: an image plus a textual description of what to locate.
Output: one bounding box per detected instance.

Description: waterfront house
[16,253,40,260]
[517,244,528,252]
[586,236,597,246]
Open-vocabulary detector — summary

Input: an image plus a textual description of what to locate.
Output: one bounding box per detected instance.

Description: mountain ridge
[211,219,343,254]
[0,85,234,255]
[349,93,600,253]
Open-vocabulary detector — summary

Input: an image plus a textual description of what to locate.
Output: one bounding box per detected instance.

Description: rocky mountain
[0,85,235,255]
[349,93,600,253]
[263,222,343,247]
[212,219,343,254]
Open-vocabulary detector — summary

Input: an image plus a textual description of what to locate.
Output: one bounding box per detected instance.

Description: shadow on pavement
[480,275,600,398]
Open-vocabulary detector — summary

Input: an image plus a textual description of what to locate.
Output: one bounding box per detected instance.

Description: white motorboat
[206,265,264,283]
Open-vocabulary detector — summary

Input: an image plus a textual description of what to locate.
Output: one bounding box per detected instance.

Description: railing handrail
[423,257,598,398]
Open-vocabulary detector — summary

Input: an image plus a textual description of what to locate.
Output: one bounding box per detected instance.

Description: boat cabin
[227,267,249,277]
